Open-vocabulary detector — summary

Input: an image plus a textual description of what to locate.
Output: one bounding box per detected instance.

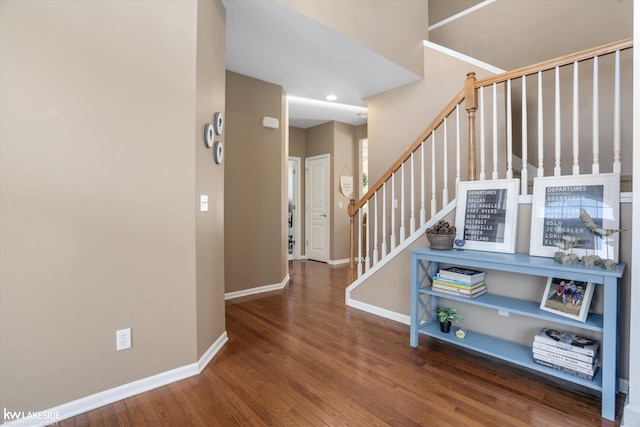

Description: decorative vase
[440,321,452,333]
[426,233,455,250]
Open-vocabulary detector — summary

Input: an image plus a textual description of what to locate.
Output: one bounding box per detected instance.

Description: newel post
[465,71,478,181]
[347,199,357,284]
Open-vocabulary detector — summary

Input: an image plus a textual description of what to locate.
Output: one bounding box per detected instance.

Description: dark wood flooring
[57,260,623,426]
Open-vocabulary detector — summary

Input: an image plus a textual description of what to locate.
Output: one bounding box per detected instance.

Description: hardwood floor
[58,260,623,426]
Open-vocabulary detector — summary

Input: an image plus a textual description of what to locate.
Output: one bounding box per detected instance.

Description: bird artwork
[580,208,624,237]
[579,208,624,263]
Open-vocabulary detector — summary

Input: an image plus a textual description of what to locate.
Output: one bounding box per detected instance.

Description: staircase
[346,38,633,313]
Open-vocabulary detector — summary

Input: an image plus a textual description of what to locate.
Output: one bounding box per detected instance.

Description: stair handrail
[347,37,633,283]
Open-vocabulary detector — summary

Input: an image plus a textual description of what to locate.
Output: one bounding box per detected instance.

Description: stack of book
[532,327,599,381]
[431,266,487,299]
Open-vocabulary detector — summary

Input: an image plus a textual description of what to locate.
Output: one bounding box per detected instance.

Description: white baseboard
[224,274,290,300]
[1,332,228,427]
[328,258,349,265]
[346,298,410,325]
[623,403,640,427]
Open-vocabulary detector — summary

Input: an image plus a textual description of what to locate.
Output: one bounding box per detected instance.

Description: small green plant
[437,307,464,324]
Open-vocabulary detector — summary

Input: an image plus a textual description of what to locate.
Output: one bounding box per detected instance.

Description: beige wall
[195,0,227,358]
[333,123,358,261]
[0,0,227,414]
[280,0,427,77]
[225,72,288,293]
[351,203,633,379]
[429,0,633,71]
[428,0,483,25]
[366,45,497,185]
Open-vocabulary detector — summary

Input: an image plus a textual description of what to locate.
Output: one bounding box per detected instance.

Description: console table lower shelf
[408,247,624,421]
[417,321,603,391]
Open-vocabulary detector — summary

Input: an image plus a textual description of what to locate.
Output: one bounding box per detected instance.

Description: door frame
[288,156,302,260]
[305,153,330,263]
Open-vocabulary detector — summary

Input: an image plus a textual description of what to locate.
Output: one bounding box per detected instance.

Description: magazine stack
[532,327,599,381]
[431,266,487,299]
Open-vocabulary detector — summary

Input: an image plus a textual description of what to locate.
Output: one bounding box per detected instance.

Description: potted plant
[436,307,464,333]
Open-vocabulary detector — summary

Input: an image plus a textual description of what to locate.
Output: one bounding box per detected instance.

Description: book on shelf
[533,357,596,381]
[533,356,597,380]
[431,286,487,299]
[532,349,597,371]
[433,276,485,289]
[438,266,485,284]
[532,341,596,364]
[533,327,599,357]
[432,283,486,296]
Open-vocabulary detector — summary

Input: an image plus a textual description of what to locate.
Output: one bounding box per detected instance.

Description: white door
[306,154,330,263]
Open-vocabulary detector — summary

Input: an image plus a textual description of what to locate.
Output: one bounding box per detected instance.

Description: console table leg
[601,276,619,421]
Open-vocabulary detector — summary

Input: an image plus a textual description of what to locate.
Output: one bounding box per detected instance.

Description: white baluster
[399,164,405,243]
[357,208,362,277]
[521,75,529,194]
[572,61,580,175]
[554,66,562,176]
[364,201,370,272]
[420,142,426,226]
[431,131,437,217]
[372,192,379,264]
[382,183,387,258]
[492,83,498,180]
[506,79,513,179]
[479,86,486,180]
[592,56,600,174]
[391,174,396,251]
[613,50,621,174]
[456,104,461,187]
[410,153,416,234]
[537,71,544,177]
[443,117,449,206]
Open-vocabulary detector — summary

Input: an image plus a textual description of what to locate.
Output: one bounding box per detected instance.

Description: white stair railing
[347,38,632,283]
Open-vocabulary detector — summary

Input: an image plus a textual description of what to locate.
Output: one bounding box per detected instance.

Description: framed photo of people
[455,179,520,253]
[529,173,620,262]
[540,277,595,322]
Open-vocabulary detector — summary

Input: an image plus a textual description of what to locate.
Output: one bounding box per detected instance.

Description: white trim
[423,40,504,75]
[428,0,496,31]
[328,258,349,265]
[1,332,228,427]
[198,332,229,373]
[623,404,640,427]
[224,274,290,300]
[347,299,410,325]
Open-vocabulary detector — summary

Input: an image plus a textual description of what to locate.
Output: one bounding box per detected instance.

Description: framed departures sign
[455,179,520,253]
[529,173,620,262]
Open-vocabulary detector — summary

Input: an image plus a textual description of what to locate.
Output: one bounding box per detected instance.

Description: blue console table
[409,247,625,421]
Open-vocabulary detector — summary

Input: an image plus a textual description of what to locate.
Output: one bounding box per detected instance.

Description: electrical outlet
[116,328,131,351]
[498,309,510,317]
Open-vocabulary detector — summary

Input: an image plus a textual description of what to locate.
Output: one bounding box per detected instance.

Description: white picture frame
[540,277,595,323]
[454,179,520,253]
[529,173,620,261]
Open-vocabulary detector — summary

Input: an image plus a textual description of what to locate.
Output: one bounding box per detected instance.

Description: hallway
[59,260,623,426]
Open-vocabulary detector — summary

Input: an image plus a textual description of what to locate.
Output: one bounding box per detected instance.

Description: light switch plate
[200,195,208,212]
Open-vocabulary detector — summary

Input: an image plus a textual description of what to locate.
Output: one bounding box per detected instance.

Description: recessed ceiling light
[325,94,337,101]
[358,113,367,118]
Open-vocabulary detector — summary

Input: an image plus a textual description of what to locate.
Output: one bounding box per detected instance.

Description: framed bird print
[529,173,620,262]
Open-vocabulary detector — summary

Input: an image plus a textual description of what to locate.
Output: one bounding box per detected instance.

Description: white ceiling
[224,0,422,129]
